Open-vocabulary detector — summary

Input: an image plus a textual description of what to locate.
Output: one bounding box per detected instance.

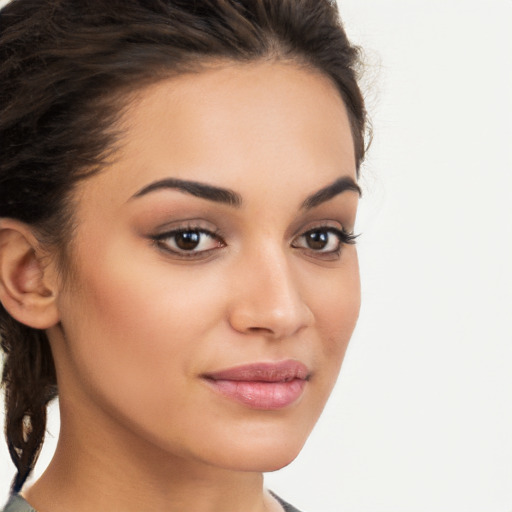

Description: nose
[227,248,314,339]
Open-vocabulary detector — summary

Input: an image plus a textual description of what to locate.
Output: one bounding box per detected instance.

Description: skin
[18,61,361,512]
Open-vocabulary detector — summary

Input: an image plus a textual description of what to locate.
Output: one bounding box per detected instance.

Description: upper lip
[203,360,310,382]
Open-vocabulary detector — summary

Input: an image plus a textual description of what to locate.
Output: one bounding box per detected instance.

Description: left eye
[155,229,224,255]
[292,227,355,253]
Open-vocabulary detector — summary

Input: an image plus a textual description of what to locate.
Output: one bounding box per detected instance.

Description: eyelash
[292,227,358,259]
[151,225,358,260]
[152,226,225,259]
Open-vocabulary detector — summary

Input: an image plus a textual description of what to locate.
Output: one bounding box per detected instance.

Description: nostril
[227,282,314,338]
[247,326,274,334]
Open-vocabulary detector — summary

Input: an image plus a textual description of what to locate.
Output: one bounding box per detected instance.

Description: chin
[195,428,310,473]
[253,452,300,473]
[215,448,302,473]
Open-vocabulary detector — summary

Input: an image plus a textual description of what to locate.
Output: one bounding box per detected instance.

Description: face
[48,61,361,473]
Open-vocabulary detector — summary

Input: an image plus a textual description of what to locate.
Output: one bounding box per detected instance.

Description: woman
[0,0,368,510]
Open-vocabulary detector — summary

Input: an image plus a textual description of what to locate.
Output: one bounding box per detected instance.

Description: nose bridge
[228,241,312,338]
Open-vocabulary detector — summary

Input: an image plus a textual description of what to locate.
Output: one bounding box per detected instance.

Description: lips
[202,360,309,410]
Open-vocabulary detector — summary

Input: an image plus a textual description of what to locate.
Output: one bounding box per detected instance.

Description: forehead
[75,61,356,211]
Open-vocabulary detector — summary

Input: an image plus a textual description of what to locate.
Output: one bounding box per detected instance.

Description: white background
[1,1,511,511]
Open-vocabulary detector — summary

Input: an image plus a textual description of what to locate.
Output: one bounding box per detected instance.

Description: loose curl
[0,0,369,493]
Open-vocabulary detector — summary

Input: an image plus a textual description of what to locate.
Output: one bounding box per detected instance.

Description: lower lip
[204,378,307,410]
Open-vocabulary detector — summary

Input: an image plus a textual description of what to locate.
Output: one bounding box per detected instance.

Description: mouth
[202,360,310,410]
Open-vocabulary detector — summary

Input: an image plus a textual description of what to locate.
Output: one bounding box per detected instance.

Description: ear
[0,219,60,329]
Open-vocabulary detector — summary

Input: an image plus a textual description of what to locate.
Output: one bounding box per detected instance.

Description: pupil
[307,231,328,250]
[176,231,200,250]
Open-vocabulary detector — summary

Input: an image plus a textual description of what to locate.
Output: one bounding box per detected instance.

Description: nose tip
[227,261,314,339]
[229,299,313,339]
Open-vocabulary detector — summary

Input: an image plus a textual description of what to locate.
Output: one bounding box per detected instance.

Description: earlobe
[0,219,60,329]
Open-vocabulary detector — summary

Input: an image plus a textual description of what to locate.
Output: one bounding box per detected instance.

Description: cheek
[306,250,360,380]
[56,239,228,413]
[74,236,223,338]
[319,253,360,327]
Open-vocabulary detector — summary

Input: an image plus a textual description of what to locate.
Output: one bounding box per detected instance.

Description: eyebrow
[301,176,362,209]
[130,175,361,209]
[131,178,242,207]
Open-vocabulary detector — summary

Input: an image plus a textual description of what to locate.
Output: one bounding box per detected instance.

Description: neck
[23,398,281,512]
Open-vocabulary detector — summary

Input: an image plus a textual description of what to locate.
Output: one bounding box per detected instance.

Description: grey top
[1,495,36,512]
[273,493,303,512]
[2,493,302,512]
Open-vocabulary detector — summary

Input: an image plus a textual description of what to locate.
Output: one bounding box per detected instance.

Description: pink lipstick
[203,360,309,410]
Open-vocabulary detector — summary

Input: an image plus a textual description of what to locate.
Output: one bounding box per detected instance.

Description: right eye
[153,228,225,257]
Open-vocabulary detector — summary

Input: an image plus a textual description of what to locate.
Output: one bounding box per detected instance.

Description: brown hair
[0,0,368,493]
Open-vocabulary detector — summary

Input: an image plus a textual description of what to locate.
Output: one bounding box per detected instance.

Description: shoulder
[271,491,305,512]
[1,495,37,512]
[2,492,302,512]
